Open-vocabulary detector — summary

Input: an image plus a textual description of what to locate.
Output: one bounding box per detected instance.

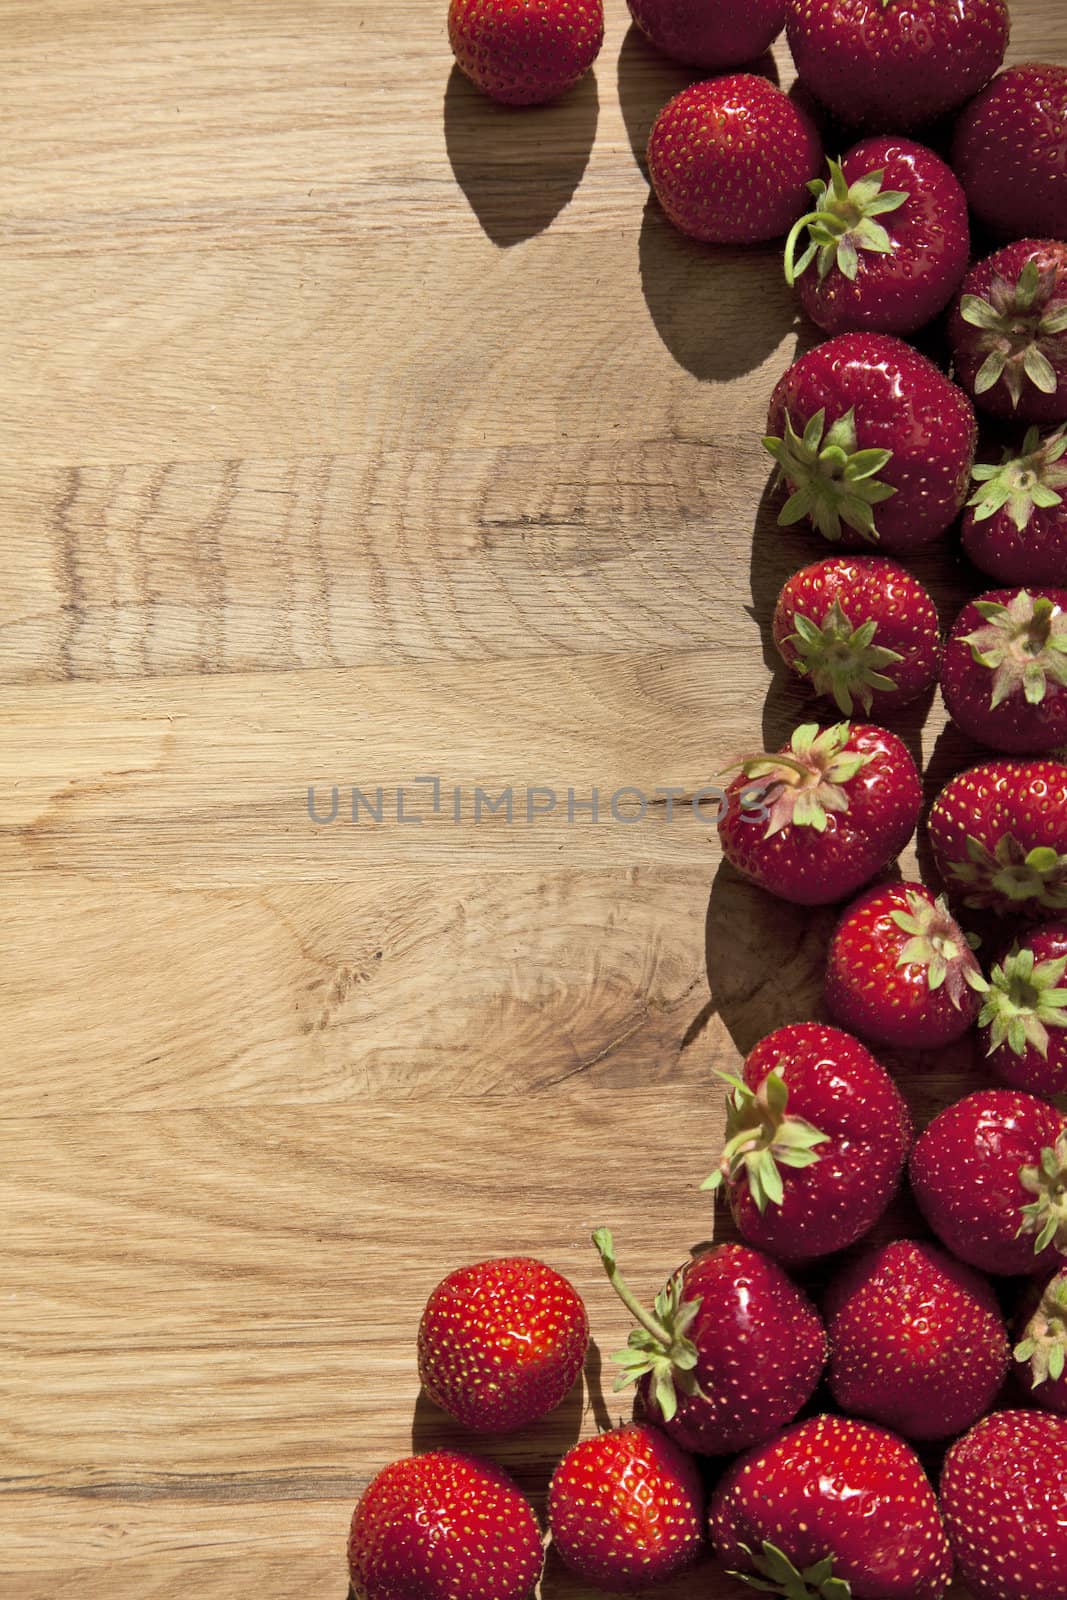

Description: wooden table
[3,3,1063,1595]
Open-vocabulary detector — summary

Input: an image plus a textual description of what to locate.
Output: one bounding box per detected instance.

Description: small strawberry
[627,0,785,69]
[909,1088,1067,1277]
[928,758,1067,920]
[764,332,976,552]
[979,921,1067,1099]
[592,1229,825,1456]
[547,1422,704,1591]
[647,74,823,244]
[710,1414,952,1600]
[963,425,1067,587]
[1013,1265,1067,1414]
[941,587,1067,755]
[448,0,603,106]
[952,63,1067,242]
[949,241,1067,425]
[702,1022,911,1263]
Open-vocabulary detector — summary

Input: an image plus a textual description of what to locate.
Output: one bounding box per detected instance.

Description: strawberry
[773,555,941,717]
[592,1229,825,1456]
[941,1410,1067,1600]
[764,332,976,552]
[952,63,1067,242]
[448,0,603,106]
[718,721,922,906]
[1013,1265,1067,1414]
[417,1255,588,1433]
[702,1021,911,1264]
[928,758,1067,920]
[547,1422,704,1590]
[710,1414,952,1600]
[785,139,969,336]
[941,587,1067,756]
[348,1451,542,1600]
[909,1088,1067,1277]
[627,0,785,69]
[647,74,823,244]
[963,425,1067,587]
[823,1240,1009,1440]
[979,921,1067,1099]
[948,241,1067,426]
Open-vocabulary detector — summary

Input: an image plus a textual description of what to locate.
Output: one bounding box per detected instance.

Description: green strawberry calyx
[736,722,871,840]
[785,159,908,288]
[949,833,1067,915]
[961,590,1067,708]
[980,944,1067,1059]
[592,1228,706,1423]
[890,890,988,1010]
[1018,1130,1067,1255]
[960,257,1067,410]
[784,596,904,715]
[1014,1270,1067,1388]
[731,1539,851,1600]
[763,408,897,544]
[969,425,1067,534]
[701,1068,829,1213]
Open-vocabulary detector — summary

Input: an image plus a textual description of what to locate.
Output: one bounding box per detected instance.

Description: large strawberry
[1014,1265,1067,1414]
[952,63,1067,241]
[941,587,1067,755]
[627,0,786,69]
[702,1022,911,1263]
[948,241,1067,426]
[448,0,603,105]
[764,333,976,551]
[592,1229,825,1455]
[963,425,1067,587]
[979,921,1067,1099]
[928,758,1067,920]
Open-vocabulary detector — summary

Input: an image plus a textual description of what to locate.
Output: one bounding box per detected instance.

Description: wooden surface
[2,3,1064,1596]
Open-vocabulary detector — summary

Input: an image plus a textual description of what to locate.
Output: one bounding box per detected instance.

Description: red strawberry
[547,1422,704,1590]
[928,758,1067,920]
[941,1410,1067,1600]
[710,1414,951,1600]
[824,1240,1009,1440]
[1013,1265,1067,1414]
[627,0,785,69]
[948,241,1067,426]
[417,1255,587,1433]
[979,921,1067,1099]
[909,1088,1067,1277]
[718,721,922,906]
[647,74,823,244]
[702,1022,911,1263]
[348,1451,542,1600]
[764,332,976,552]
[592,1229,825,1455]
[773,555,941,717]
[952,63,1067,242]
[785,139,969,336]
[963,425,1067,587]
[941,587,1067,755]
[448,0,603,105]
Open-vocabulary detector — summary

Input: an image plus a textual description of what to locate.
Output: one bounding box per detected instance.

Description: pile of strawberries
[350,3,1067,1599]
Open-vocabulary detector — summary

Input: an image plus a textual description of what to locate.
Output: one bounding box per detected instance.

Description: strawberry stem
[1017,1131,1067,1255]
[1014,1271,1067,1389]
[591,1229,706,1423]
[702,1068,828,1214]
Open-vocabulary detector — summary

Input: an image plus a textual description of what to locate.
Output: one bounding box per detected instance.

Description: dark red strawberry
[963,425,1067,587]
[592,1229,825,1455]
[710,1415,951,1600]
[980,921,1067,1099]
[547,1422,704,1590]
[702,1022,911,1263]
[909,1088,1067,1277]
[948,241,1067,426]
[348,1451,542,1600]
[941,587,1067,755]
[718,721,922,905]
[627,0,785,69]
[647,74,823,244]
[952,63,1067,241]
[448,0,603,105]
[785,139,969,336]
[824,1240,1008,1440]
[928,758,1067,920]
[764,333,976,552]
[941,1410,1067,1600]
[773,555,941,717]
[1014,1265,1067,1414]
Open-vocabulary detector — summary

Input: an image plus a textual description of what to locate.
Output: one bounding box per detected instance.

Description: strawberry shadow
[540,1544,726,1597]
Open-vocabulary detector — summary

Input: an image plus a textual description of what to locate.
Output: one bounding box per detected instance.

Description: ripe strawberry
[952,63,1067,242]
[928,758,1067,920]
[909,1088,1067,1277]
[773,555,941,717]
[348,1451,542,1600]
[785,139,969,336]
[963,425,1067,587]
[824,1240,1009,1440]
[592,1229,825,1456]
[710,1415,951,1600]
[627,0,785,69]
[764,333,976,552]
[718,721,922,906]
[949,241,1067,426]
[547,1422,704,1590]
[702,1022,911,1263]
[448,0,603,106]
[941,1410,1067,1600]
[417,1256,588,1433]
[647,74,823,244]
[941,587,1067,756]
[1014,1265,1067,1414]
[979,921,1067,1099]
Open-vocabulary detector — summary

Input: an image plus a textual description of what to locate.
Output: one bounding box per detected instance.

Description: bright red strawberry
[941,587,1067,755]
[718,721,922,905]
[941,1410,1067,1600]
[710,1415,951,1600]
[348,1451,542,1600]
[417,1255,587,1433]
[592,1229,825,1456]
[702,1022,911,1263]
[647,74,822,244]
[773,555,941,717]
[1014,1265,1067,1414]
[949,241,1067,426]
[952,63,1067,241]
[547,1422,704,1590]
[785,139,969,336]
[448,0,603,105]
[627,0,785,68]
[928,758,1067,920]
[764,333,976,552]
[823,1240,1008,1440]
[980,922,1067,1099]
[963,425,1067,587]
[909,1088,1067,1277]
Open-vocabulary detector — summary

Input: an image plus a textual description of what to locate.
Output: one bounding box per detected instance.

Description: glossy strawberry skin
[941,587,1067,755]
[627,0,785,69]
[952,64,1067,241]
[448,0,603,105]
[982,921,1067,1099]
[647,74,823,244]
[962,428,1067,587]
[948,240,1067,426]
[928,759,1067,921]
